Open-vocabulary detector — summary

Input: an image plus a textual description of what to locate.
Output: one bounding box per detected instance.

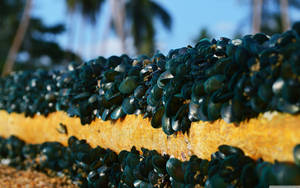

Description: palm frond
[290,0,300,9]
[150,1,172,30]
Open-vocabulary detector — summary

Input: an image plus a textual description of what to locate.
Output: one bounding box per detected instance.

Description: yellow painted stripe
[0,110,299,162]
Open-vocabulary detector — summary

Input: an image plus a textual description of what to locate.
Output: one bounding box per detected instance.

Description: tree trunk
[280,0,290,31]
[252,0,263,34]
[99,15,113,55]
[109,0,126,53]
[76,16,86,59]
[2,0,32,76]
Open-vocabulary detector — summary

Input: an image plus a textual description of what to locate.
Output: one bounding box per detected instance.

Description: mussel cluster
[0,22,300,135]
[0,135,299,187]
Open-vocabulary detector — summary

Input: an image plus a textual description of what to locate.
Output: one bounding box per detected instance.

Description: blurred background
[0,0,299,75]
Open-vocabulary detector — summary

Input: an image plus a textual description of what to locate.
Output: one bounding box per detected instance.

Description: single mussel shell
[294,144,300,167]
[188,101,200,122]
[157,71,174,89]
[149,70,162,86]
[73,92,90,101]
[165,59,180,75]
[110,105,126,120]
[162,113,174,135]
[56,123,68,135]
[147,94,159,107]
[204,175,228,188]
[242,35,260,55]
[133,164,148,182]
[253,33,269,44]
[68,135,78,146]
[123,166,135,186]
[221,99,244,123]
[152,155,167,174]
[290,51,300,76]
[207,100,222,121]
[258,83,273,102]
[125,153,140,169]
[255,161,274,185]
[228,71,242,91]
[226,44,236,57]
[211,88,233,103]
[118,150,129,163]
[276,98,300,114]
[204,75,226,94]
[103,70,118,82]
[241,163,259,188]
[87,170,99,184]
[119,76,138,94]
[212,57,232,76]
[88,94,98,104]
[272,78,284,96]
[176,63,188,77]
[151,106,164,129]
[180,83,192,99]
[184,159,202,184]
[164,79,182,99]
[94,168,109,187]
[271,162,300,185]
[106,92,123,105]
[133,180,151,188]
[5,136,24,158]
[103,82,114,91]
[134,85,146,99]
[150,84,163,101]
[218,145,244,156]
[140,64,154,77]
[165,96,182,117]
[192,81,205,98]
[122,97,138,114]
[180,117,191,134]
[44,93,56,102]
[157,59,166,71]
[292,21,300,35]
[195,38,211,50]
[172,104,188,132]
[166,158,185,183]
[101,108,112,121]
[282,79,300,104]
[114,63,128,73]
[198,98,209,121]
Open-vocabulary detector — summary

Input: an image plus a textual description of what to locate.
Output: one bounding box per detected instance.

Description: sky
[32,0,300,60]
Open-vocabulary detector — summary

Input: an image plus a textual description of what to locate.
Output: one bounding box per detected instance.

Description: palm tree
[237,0,300,35]
[103,0,172,55]
[65,0,104,54]
[252,0,263,33]
[109,0,127,53]
[279,0,290,31]
[65,0,172,56]
[2,0,32,76]
[125,0,172,55]
[66,0,105,24]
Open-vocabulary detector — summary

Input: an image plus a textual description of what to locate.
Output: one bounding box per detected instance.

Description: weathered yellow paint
[0,110,299,162]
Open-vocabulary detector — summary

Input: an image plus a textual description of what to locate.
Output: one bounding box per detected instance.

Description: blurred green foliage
[260,0,300,35]
[0,0,82,72]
